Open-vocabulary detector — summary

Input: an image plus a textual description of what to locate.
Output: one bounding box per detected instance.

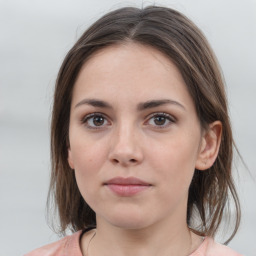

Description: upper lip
[104,177,151,186]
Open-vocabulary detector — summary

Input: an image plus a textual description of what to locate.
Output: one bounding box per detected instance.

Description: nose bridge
[116,119,134,145]
[109,118,143,165]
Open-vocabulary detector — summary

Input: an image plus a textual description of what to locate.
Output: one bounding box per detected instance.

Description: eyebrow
[137,99,185,111]
[75,98,185,111]
[75,99,112,109]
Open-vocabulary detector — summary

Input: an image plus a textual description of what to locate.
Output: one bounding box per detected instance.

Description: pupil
[154,116,165,125]
[93,116,104,126]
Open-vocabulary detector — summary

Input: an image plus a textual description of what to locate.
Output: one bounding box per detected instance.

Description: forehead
[81,42,179,80]
[71,42,194,111]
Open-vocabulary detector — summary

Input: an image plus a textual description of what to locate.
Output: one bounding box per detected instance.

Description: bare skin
[80,227,204,256]
[68,43,222,256]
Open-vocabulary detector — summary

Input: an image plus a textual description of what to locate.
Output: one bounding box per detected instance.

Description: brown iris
[93,116,105,126]
[154,116,166,125]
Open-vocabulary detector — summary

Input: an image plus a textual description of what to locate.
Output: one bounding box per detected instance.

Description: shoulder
[24,231,83,256]
[192,237,243,256]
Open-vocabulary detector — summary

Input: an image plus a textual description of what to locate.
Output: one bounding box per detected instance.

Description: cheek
[72,145,106,209]
[70,129,107,168]
[70,138,107,190]
[148,133,200,187]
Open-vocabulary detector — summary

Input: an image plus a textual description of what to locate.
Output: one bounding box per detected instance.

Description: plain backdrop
[0,0,256,255]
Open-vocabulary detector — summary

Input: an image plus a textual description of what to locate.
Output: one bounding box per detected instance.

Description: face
[68,43,205,230]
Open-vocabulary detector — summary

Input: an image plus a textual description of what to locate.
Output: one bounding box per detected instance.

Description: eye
[81,113,110,129]
[146,112,175,128]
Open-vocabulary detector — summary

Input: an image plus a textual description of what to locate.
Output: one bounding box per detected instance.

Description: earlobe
[195,121,222,171]
[68,148,75,169]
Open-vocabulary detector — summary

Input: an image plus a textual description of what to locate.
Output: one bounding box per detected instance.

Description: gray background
[0,0,255,255]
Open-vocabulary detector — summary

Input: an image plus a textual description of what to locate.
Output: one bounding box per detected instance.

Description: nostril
[110,156,140,165]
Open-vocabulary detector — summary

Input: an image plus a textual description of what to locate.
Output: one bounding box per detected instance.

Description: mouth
[104,177,152,197]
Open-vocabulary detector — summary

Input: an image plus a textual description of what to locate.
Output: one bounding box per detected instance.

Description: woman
[26,6,242,256]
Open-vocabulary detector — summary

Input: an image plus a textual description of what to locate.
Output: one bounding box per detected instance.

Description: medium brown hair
[48,6,240,243]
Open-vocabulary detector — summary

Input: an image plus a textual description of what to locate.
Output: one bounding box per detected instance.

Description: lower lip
[106,184,151,196]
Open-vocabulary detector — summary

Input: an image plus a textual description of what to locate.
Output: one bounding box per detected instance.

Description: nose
[108,122,144,167]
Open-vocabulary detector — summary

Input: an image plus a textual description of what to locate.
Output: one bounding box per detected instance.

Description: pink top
[25,230,242,256]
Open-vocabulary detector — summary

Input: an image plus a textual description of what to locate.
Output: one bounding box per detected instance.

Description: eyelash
[81,112,176,130]
[81,112,109,130]
[146,112,176,128]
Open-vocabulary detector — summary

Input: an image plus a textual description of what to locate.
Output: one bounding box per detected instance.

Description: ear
[195,121,222,171]
[67,147,75,169]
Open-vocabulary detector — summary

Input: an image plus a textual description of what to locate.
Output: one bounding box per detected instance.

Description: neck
[85,217,199,256]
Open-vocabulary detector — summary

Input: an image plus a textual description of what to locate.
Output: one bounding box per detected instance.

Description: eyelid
[146,112,176,121]
[80,111,176,130]
[81,112,111,129]
[145,112,176,128]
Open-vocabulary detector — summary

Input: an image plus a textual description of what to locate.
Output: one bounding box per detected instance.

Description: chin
[100,207,155,230]
[111,219,150,230]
